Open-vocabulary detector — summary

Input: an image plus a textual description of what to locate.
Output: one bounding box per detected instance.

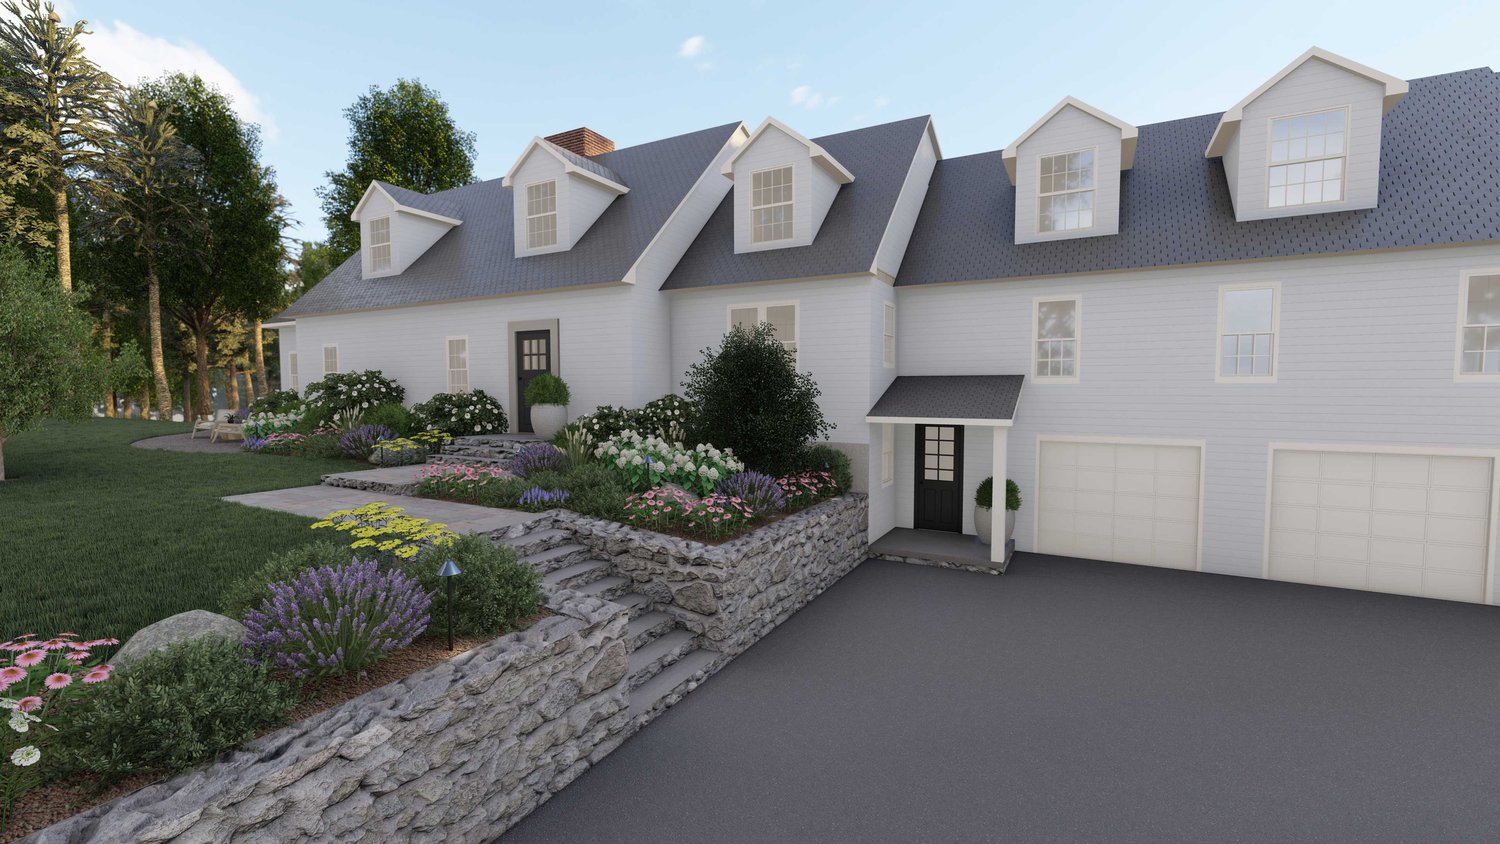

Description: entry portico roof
[866,375,1024,427]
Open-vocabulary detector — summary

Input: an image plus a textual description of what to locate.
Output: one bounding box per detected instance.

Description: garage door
[1268,449,1495,603]
[1036,439,1203,569]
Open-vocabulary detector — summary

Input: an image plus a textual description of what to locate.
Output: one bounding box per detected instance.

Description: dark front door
[914,424,964,532]
[515,330,552,433]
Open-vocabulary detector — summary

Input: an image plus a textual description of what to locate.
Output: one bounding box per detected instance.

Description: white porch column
[991,425,1010,564]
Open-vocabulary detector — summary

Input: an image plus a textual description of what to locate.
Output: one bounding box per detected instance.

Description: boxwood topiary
[975,478,1022,511]
[524,373,571,406]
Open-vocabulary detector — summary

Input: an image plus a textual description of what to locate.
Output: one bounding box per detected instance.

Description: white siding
[1014,105,1122,244]
[275,326,296,393]
[897,244,1500,598]
[730,126,841,254]
[510,152,572,257]
[1229,58,1385,221]
[567,176,619,247]
[357,191,457,278]
[872,124,938,277]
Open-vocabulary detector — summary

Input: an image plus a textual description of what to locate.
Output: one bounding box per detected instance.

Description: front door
[515,330,552,433]
[914,424,964,532]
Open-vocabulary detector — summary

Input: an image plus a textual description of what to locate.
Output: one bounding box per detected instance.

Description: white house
[270,49,1500,605]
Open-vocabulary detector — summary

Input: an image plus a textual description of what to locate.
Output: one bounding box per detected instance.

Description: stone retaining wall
[564,494,869,655]
[27,592,631,844]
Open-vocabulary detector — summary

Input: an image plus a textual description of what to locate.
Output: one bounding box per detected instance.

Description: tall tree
[292,239,337,293]
[316,79,476,261]
[0,0,118,289]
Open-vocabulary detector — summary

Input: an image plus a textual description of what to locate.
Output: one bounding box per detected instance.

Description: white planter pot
[1006,509,1017,543]
[975,504,992,545]
[530,404,566,440]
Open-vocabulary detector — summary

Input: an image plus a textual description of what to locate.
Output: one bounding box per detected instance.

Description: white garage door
[1036,440,1203,569]
[1268,449,1496,603]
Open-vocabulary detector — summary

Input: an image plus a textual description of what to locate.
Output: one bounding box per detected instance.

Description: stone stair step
[628,648,722,725]
[615,593,654,620]
[627,629,697,691]
[425,453,509,467]
[626,612,676,651]
[520,543,592,573]
[575,575,629,601]
[542,559,611,591]
[500,527,571,556]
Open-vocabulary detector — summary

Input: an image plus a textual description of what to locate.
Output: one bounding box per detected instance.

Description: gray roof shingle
[371,181,462,221]
[867,375,1025,422]
[897,69,1500,286]
[276,122,742,319]
[540,139,624,186]
[661,115,933,290]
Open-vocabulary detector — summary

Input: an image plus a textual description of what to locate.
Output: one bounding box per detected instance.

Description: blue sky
[62,0,1499,244]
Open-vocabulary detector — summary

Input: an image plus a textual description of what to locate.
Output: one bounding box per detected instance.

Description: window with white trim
[1038,150,1094,232]
[1268,109,1346,208]
[447,337,469,393]
[368,217,391,271]
[322,344,339,376]
[288,352,299,392]
[880,423,894,487]
[526,181,557,249]
[1218,285,1277,378]
[729,303,797,356]
[1033,298,1078,379]
[882,302,896,368]
[750,165,794,243]
[1460,272,1500,376]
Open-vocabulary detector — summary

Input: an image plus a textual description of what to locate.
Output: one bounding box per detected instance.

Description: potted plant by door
[524,373,570,439]
[974,477,1022,545]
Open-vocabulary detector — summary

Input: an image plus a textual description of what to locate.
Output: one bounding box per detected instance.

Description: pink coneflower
[44,673,72,690]
[15,650,45,667]
[63,651,90,664]
[15,696,42,712]
[82,669,110,684]
[41,639,70,651]
[84,639,119,648]
[0,666,25,685]
[57,632,78,638]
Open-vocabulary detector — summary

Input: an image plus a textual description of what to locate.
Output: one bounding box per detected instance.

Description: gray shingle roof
[276,122,742,319]
[661,115,932,291]
[867,375,1025,422]
[371,181,462,221]
[540,139,624,187]
[897,69,1500,287]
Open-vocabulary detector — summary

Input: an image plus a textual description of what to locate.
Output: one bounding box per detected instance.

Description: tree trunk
[146,265,173,421]
[183,374,193,422]
[101,312,116,417]
[245,368,257,403]
[193,326,213,420]
[0,437,6,481]
[52,171,71,292]
[139,386,150,420]
[225,363,241,412]
[252,319,268,396]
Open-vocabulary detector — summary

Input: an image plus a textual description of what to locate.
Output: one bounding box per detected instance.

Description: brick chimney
[543,127,615,157]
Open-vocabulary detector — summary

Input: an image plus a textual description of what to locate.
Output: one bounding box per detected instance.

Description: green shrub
[413,389,508,436]
[294,431,345,459]
[302,370,404,416]
[524,373,571,406]
[408,535,542,635]
[363,402,415,436]
[800,444,853,492]
[683,322,832,475]
[562,462,628,520]
[220,541,349,619]
[571,405,635,442]
[56,640,298,780]
[251,389,303,415]
[975,478,1022,511]
[635,394,697,440]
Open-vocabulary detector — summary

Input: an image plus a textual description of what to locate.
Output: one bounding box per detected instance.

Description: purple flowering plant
[713,471,786,516]
[510,443,569,477]
[517,487,571,511]
[338,424,396,460]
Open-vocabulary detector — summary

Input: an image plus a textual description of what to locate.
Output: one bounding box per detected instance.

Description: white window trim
[749,164,795,244]
[880,423,894,488]
[1036,147,1097,235]
[446,335,470,394]
[288,352,299,392]
[1264,106,1349,209]
[1215,281,1281,384]
[882,302,896,369]
[1031,295,1081,384]
[726,301,800,364]
[1455,268,1500,383]
[525,179,558,250]
[368,216,392,273]
[322,344,339,377]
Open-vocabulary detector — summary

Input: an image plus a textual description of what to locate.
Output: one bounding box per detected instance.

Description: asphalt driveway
[502,555,1500,843]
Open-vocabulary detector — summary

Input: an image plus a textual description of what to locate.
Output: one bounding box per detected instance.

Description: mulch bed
[1,617,550,843]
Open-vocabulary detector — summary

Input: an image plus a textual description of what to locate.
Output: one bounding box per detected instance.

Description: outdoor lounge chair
[192,409,231,439]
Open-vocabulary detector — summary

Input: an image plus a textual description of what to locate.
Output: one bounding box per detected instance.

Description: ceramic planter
[975,504,993,545]
[530,404,566,440]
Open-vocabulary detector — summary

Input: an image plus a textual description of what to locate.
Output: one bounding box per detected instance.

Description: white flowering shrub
[593,429,743,496]
[412,389,509,436]
[244,405,305,437]
[303,370,405,416]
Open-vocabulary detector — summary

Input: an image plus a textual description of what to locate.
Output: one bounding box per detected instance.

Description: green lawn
[0,419,355,642]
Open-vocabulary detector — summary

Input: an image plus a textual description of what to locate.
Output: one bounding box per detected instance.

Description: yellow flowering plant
[310,502,457,561]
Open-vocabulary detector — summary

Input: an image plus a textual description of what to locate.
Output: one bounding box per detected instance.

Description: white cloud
[678,35,706,59]
[790,85,838,109]
[85,19,278,141]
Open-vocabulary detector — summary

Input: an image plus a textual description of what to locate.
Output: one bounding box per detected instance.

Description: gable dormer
[501,129,629,258]
[351,182,462,279]
[1003,97,1136,245]
[1206,47,1407,221]
[720,117,854,254]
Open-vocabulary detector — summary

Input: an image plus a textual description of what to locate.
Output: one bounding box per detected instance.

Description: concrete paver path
[224,485,531,534]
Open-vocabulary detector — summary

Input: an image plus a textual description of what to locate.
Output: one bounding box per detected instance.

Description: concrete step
[520,543,592,574]
[614,593,655,620]
[627,629,697,691]
[500,527,572,556]
[626,611,676,651]
[542,559,611,591]
[628,648,722,725]
[575,575,630,602]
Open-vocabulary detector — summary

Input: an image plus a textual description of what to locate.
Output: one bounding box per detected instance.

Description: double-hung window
[729,303,798,357]
[883,303,896,368]
[751,165,794,243]
[1038,150,1094,232]
[322,345,339,376]
[288,352,299,392]
[1459,271,1500,379]
[526,180,557,249]
[1268,109,1346,208]
[1218,284,1278,380]
[447,337,470,393]
[368,217,391,271]
[1033,297,1079,381]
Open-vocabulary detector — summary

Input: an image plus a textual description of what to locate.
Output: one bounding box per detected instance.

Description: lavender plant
[242,559,431,679]
[510,443,569,477]
[517,487,570,512]
[338,423,395,459]
[714,470,786,516]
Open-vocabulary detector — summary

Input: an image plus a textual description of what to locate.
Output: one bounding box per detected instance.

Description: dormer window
[368,217,392,271]
[1267,109,1346,208]
[526,181,558,249]
[751,166,794,243]
[1038,150,1095,233]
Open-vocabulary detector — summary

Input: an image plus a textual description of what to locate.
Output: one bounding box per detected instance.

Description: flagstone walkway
[224,484,531,534]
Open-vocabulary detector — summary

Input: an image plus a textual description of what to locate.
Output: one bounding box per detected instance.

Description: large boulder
[114,609,248,668]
